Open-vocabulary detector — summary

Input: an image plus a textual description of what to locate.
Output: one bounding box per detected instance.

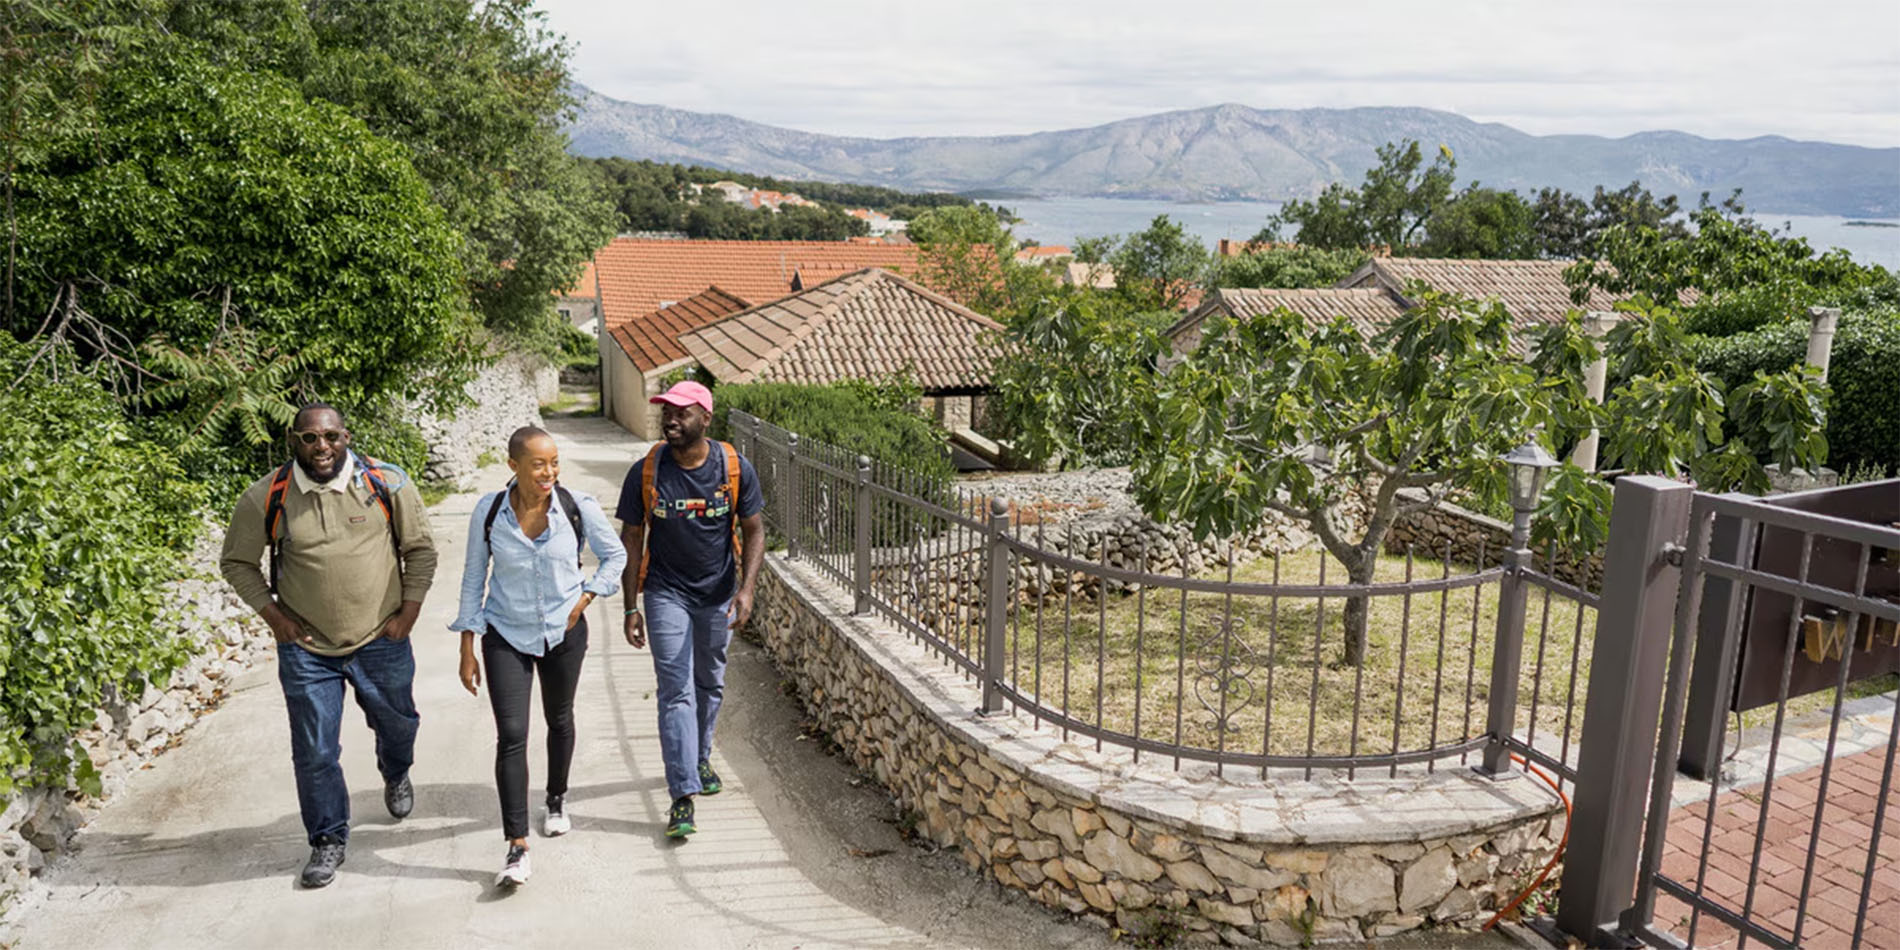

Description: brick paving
[1652,741,1899,949]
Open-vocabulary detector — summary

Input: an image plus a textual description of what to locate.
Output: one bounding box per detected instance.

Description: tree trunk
[1342,554,1379,666]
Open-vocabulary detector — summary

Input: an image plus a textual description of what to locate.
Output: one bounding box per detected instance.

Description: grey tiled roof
[1166,288,1409,343]
[1343,258,1617,326]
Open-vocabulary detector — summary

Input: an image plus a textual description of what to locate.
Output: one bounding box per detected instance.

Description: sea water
[1005,196,1900,272]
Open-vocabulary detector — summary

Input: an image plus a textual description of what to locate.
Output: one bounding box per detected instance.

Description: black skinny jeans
[483,617,588,840]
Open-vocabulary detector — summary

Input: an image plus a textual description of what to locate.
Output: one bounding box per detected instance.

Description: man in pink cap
[614,380,763,839]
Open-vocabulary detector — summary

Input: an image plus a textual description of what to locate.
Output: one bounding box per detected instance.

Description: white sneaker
[496,844,531,887]
[543,797,571,837]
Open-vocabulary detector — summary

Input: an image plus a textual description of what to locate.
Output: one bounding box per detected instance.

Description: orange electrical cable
[1482,754,1573,931]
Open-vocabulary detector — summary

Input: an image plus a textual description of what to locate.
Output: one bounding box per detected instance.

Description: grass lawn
[879,537,1893,776]
[984,548,1600,771]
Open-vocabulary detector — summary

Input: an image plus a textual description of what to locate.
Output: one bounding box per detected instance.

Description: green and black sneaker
[665,796,696,838]
[697,760,722,796]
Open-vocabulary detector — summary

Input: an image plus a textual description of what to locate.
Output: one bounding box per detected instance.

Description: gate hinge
[1661,542,1686,567]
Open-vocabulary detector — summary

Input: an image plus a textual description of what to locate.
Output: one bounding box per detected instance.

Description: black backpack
[482,483,585,567]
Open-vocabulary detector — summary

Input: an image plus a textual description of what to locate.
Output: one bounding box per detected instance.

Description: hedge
[1696,308,1900,470]
[710,380,955,483]
[0,340,205,793]
[710,381,957,550]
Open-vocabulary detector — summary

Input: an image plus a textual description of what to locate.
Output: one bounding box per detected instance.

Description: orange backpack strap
[718,440,743,564]
[635,443,665,589]
[264,461,295,594]
[354,453,402,559]
[356,453,397,524]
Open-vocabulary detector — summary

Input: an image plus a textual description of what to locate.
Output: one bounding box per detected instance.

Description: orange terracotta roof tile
[607,285,751,373]
[593,239,925,340]
[677,268,1004,391]
[1014,245,1073,262]
[556,258,599,299]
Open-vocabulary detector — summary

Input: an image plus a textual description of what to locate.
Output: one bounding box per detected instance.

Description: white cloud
[537,0,1900,147]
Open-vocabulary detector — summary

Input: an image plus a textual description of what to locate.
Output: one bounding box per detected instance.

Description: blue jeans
[276,635,420,845]
[645,587,732,800]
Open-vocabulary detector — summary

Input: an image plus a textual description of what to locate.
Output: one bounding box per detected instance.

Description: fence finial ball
[990,497,1010,517]
[857,455,872,470]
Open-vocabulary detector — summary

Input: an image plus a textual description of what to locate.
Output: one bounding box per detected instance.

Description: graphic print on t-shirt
[651,488,731,521]
[616,442,764,606]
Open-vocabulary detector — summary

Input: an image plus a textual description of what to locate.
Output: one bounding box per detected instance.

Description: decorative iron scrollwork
[1192,613,1262,735]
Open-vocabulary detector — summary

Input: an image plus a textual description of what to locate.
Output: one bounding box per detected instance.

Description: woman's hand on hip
[565,592,593,632]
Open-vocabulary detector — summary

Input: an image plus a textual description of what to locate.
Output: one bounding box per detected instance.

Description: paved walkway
[2,417,1117,950]
[1653,699,1899,949]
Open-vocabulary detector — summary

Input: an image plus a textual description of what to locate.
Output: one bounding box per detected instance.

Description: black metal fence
[729,411,1603,779]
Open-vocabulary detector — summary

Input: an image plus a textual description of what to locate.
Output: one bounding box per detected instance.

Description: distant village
[687,180,910,237]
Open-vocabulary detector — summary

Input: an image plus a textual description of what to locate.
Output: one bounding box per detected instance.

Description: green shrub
[1210,245,1370,290]
[11,46,478,482]
[349,405,431,479]
[1696,308,1900,470]
[710,381,955,550]
[710,380,953,483]
[0,340,205,793]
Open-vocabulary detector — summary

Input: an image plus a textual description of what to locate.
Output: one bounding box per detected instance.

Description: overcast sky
[538,0,1900,149]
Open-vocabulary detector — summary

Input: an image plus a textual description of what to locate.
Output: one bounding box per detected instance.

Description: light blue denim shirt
[451,485,628,655]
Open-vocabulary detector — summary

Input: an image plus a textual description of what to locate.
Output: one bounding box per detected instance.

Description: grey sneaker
[300,835,346,888]
[496,843,531,887]
[384,774,413,820]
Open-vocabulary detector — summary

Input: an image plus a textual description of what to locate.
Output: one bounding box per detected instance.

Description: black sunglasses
[292,429,348,446]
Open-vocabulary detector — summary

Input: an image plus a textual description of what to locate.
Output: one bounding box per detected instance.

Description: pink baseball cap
[650,380,714,413]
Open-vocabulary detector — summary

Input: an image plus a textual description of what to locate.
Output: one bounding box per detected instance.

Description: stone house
[676,267,1005,436]
[590,237,934,440]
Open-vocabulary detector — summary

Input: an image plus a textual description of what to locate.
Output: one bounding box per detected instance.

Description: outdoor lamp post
[1481,438,1558,776]
[1503,440,1559,545]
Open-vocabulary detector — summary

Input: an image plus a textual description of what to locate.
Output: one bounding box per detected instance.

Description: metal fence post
[1676,512,1755,781]
[981,496,1010,715]
[1480,509,1534,775]
[1556,476,1694,947]
[853,455,872,615]
[784,433,801,560]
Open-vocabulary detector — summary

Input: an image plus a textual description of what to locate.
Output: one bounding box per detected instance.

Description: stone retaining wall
[757,556,1565,945]
[414,351,558,490]
[1387,493,1603,592]
[0,522,272,916]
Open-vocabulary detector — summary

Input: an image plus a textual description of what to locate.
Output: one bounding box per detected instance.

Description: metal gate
[1555,476,1900,949]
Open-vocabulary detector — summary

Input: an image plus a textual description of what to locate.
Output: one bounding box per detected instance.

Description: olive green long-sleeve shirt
[220,459,437,656]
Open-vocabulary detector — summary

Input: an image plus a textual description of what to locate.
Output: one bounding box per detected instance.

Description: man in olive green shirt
[221,403,437,888]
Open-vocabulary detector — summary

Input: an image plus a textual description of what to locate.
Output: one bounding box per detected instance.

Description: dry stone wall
[1386,491,1604,592]
[413,351,558,490]
[0,522,272,916]
[757,556,1564,945]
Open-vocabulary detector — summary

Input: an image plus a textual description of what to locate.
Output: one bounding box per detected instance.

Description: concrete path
[3,417,1116,950]
[5,415,1517,950]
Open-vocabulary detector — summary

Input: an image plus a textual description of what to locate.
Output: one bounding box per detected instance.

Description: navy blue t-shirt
[616,441,763,606]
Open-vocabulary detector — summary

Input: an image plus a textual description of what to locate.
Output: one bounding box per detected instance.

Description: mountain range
[566,87,1900,218]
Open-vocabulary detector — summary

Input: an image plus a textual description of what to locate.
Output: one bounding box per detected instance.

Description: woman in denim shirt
[452,426,627,887]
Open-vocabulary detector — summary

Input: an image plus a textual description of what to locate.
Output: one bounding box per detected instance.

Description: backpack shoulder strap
[554,484,583,568]
[264,461,295,594]
[635,443,666,589]
[718,440,743,562]
[354,453,402,556]
[480,489,507,552]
